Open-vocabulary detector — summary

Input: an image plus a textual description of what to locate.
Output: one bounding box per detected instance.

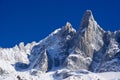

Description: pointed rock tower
[75,10,104,58]
[63,10,105,70]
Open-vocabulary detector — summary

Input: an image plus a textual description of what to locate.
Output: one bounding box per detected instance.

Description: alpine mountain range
[0,10,120,80]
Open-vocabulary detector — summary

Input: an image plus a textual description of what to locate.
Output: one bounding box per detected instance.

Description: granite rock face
[76,10,104,58]
[63,10,104,71]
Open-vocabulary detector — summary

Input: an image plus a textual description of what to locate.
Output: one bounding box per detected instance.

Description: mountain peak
[61,22,76,33]
[64,22,72,30]
[85,10,92,15]
[66,22,72,27]
[74,10,104,59]
[82,10,94,21]
[78,10,96,31]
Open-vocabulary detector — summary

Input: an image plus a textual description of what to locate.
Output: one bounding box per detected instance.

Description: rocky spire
[63,10,105,71]
[74,10,104,58]
[81,10,94,22]
[61,10,104,72]
[78,10,94,31]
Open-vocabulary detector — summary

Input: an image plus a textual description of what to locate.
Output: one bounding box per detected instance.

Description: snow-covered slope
[0,10,120,80]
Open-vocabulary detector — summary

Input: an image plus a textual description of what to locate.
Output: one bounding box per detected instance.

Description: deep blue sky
[0,0,120,48]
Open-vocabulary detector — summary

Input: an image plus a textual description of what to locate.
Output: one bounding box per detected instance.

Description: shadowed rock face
[31,49,48,72]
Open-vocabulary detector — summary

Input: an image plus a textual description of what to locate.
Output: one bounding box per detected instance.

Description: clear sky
[0,0,120,48]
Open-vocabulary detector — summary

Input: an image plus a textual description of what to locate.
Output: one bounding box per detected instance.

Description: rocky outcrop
[28,22,76,72]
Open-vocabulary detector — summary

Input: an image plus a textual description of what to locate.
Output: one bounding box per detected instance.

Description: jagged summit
[65,22,72,28]
[62,22,76,32]
[82,10,93,20]
[78,10,95,31]
[63,22,72,31]
[82,10,94,21]
[85,10,92,14]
